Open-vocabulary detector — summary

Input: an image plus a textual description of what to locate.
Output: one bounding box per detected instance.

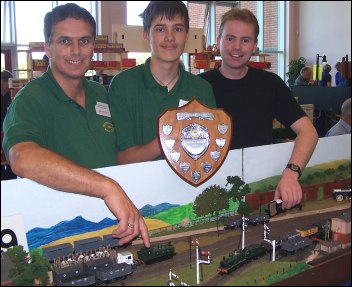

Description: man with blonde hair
[199,8,318,210]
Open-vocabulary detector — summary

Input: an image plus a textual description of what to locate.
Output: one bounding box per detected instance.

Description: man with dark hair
[199,8,318,209]
[1,70,13,127]
[108,1,216,164]
[1,70,16,180]
[2,3,150,247]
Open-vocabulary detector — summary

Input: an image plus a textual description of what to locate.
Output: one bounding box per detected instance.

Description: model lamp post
[167,269,189,286]
[191,239,211,285]
[241,216,249,250]
[316,54,327,81]
[263,223,276,262]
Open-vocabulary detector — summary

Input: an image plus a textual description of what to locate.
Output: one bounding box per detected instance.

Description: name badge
[95,101,111,117]
[179,99,189,107]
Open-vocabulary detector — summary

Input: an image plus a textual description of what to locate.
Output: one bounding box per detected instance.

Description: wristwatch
[286,163,302,178]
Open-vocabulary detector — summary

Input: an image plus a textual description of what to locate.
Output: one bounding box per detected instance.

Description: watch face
[291,164,299,171]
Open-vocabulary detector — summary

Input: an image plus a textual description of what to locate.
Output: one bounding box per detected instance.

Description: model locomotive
[217,244,267,274]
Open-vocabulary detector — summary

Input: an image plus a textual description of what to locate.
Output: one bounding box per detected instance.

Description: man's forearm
[117,138,162,164]
[288,117,319,170]
[9,142,115,199]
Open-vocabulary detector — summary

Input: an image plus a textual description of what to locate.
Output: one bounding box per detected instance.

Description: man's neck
[219,65,248,80]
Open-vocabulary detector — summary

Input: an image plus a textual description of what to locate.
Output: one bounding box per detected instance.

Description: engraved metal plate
[181,123,209,160]
[215,138,226,149]
[201,162,212,173]
[158,98,233,186]
[218,124,228,134]
[191,171,201,182]
[165,139,175,149]
[163,124,173,136]
[171,152,180,162]
[180,162,190,173]
[210,150,221,161]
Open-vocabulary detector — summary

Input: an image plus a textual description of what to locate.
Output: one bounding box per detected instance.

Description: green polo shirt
[109,57,216,153]
[2,68,117,169]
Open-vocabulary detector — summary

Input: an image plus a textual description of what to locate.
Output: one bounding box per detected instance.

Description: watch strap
[286,163,302,178]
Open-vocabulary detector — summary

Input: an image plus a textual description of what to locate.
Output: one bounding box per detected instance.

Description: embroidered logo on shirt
[103,122,114,133]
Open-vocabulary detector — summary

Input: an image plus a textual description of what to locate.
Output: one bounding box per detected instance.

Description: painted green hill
[149,199,239,225]
[249,159,351,193]
[148,160,350,225]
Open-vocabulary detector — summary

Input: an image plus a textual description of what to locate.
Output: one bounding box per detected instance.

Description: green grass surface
[223,261,309,286]
[130,259,218,286]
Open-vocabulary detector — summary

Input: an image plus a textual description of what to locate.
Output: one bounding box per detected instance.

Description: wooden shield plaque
[158,98,232,186]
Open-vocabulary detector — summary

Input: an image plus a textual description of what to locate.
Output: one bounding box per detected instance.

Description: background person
[1,70,13,128]
[325,98,351,136]
[319,63,332,87]
[294,66,317,86]
[335,62,346,87]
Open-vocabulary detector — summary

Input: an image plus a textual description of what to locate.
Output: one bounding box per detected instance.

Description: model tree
[226,176,252,216]
[29,251,50,285]
[7,245,34,286]
[193,184,229,236]
[6,245,50,286]
[7,246,28,278]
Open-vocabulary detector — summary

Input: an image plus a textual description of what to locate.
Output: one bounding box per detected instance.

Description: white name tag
[179,99,189,107]
[95,101,111,117]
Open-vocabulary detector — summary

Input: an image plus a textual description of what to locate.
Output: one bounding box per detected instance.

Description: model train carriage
[217,244,267,274]
[267,199,284,217]
[243,244,267,260]
[83,257,132,282]
[247,213,270,225]
[137,242,175,264]
[296,225,319,237]
[53,264,95,286]
[224,217,242,230]
[281,234,312,254]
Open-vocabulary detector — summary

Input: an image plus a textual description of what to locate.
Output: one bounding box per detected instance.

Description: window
[1,1,96,77]
[126,1,150,66]
[187,1,285,79]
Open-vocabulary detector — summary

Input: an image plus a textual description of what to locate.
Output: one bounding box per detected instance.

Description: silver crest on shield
[191,171,201,182]
[163,124,173,136]
[165,139,175,149]
[201,162,212,173]
[171,152,180,162]
[215,138,226,149]
[210,150,221,161]
[180,162,190,173]
[218,124,228,134]
[181,123,209,160]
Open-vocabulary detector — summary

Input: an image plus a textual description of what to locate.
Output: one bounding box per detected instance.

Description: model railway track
[102,207,350,286]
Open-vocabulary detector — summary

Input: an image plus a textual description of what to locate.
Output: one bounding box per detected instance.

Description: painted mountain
[26,202,179,249]
[139,202,179,217]
[27,216,118,249]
